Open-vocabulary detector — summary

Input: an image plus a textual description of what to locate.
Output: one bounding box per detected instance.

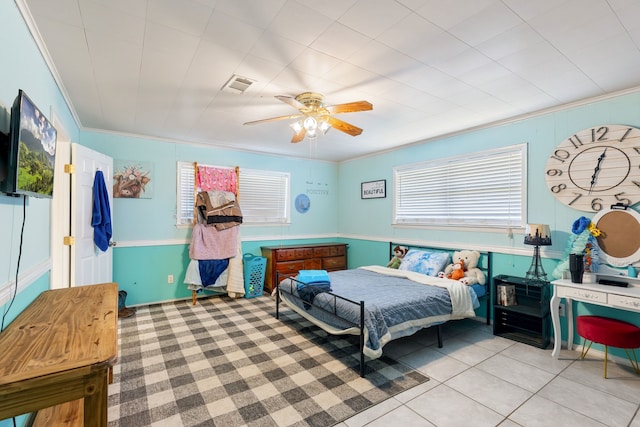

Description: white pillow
[398,249,451,276]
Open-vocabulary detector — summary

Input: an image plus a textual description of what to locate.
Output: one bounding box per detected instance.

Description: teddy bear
[387,245,408,269]
[438,250,486,285]
[447,259,466,280]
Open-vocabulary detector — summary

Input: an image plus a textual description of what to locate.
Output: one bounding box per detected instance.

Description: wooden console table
[550,277,640,359]
[0,283,118,426]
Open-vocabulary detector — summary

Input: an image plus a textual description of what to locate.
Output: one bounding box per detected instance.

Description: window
[176,162,290,226]
[393,144,526,228]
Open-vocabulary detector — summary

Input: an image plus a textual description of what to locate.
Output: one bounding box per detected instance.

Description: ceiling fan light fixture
[244,91,371,143]
[290,121,303,134]
[303,116,318,132]
[319,119,331,134]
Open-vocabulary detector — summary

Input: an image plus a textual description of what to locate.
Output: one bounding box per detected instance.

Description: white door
[50,112,71,290]
[71,143,114,286]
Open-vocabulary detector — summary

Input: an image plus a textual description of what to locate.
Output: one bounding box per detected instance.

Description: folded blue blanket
[297,270,330,289]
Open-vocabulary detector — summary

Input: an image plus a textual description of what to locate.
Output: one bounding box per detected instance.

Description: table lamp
[524,224,552,281]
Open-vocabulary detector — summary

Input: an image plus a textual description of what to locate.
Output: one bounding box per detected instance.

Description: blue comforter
[279,266,480,359]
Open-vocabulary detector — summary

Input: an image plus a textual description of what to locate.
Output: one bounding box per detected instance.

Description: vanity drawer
[608,294,640,312]
[557,286,607,303]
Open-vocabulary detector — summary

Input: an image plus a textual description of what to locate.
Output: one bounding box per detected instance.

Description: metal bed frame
[274,243,492,377]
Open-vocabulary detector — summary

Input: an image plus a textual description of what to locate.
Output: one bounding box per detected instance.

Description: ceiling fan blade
[276,95,305,110]
[243,114,302,125]
[291,128,306,143]
[325,116,363,136]
[326,100,373,114]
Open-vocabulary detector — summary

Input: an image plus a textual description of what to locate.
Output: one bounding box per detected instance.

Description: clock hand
[588,147,608,194]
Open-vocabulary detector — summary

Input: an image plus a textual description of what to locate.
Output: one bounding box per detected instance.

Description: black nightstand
[492,275,550,348]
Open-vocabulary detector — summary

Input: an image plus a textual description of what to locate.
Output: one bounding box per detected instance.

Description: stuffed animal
[447,259,466,280]
[439,250,486,285]
[387,246,408,269]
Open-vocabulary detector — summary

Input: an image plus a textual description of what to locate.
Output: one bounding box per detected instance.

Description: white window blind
[176,162,290,226]
[239,168,290,224]
[393,144,526,228]
[177,161,195,225]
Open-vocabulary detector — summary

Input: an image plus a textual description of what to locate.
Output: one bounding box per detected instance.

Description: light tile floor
[339,319,640,427]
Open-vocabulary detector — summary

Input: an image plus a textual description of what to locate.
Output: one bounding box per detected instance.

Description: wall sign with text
[361,180,386,199]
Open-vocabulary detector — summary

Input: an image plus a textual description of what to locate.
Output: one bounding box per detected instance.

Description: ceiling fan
[243,92,373,143]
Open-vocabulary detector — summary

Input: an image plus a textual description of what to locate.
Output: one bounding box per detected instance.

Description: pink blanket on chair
[189,223,238,260]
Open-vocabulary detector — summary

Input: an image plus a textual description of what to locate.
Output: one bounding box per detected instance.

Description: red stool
[576,315,640,378]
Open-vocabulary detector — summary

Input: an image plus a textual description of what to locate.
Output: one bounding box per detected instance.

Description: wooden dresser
[261,242,348,292]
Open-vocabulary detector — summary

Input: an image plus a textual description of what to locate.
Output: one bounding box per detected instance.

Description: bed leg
[437,324,443,348]
[360,301,365,378]
[486,298,490,325]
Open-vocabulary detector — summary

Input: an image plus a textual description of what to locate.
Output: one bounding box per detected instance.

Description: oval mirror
[592,207,640,267]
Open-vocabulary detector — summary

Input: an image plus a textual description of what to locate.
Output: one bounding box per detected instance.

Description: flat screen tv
[0,89,57,198]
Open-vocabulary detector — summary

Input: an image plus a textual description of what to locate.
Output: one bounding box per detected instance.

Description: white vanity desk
[550,276,640,359]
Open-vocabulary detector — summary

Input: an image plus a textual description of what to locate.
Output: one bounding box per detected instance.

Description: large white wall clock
[545,124,640,212]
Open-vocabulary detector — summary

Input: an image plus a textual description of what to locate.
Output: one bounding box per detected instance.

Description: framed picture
[113,160,153,199]
[361,179,386,199]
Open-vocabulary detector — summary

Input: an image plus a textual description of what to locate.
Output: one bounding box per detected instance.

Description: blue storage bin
[243,253,266,298]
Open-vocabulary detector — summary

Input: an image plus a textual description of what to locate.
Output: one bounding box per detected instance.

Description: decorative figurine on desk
[552,216,601,281]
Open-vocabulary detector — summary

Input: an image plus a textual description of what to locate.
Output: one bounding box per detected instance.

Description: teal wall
[337,94,640,249]
[80,131,339,243]
[1,1,78,324]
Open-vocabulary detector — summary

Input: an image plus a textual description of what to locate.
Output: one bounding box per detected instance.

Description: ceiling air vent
[222,74,255,94]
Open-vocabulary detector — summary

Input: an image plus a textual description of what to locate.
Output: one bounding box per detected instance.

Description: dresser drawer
[323,256,346,270]
[304,258,322,270]
[313,245,346,257]
[557,286,607,303]
[275,260,305,274]
[275,248,313,261]
[608,294,640,312]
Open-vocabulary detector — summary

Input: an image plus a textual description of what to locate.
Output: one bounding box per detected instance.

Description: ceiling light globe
[303,116,317,131]
[290,121,303,133]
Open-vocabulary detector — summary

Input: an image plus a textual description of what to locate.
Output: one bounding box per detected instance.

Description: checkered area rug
[108,295,428,427]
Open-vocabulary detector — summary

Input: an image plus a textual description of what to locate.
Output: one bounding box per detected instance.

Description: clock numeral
[614,193,631,206]
[633,147,640,155]
[620,127,633,142]
[591,126,609,142]
[551,183,567,193]
[569,135,583,148]
[546,168,563,176]
[591,198,603,212]
[550,149,571,163]
[569,193,582,206]
[632,180,640,190]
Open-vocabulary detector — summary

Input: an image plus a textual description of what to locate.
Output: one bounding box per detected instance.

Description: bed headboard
[389,242,493,324]
[388,242,492,279]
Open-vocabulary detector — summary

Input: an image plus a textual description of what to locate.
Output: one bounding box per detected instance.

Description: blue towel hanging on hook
[92,170,112,251]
